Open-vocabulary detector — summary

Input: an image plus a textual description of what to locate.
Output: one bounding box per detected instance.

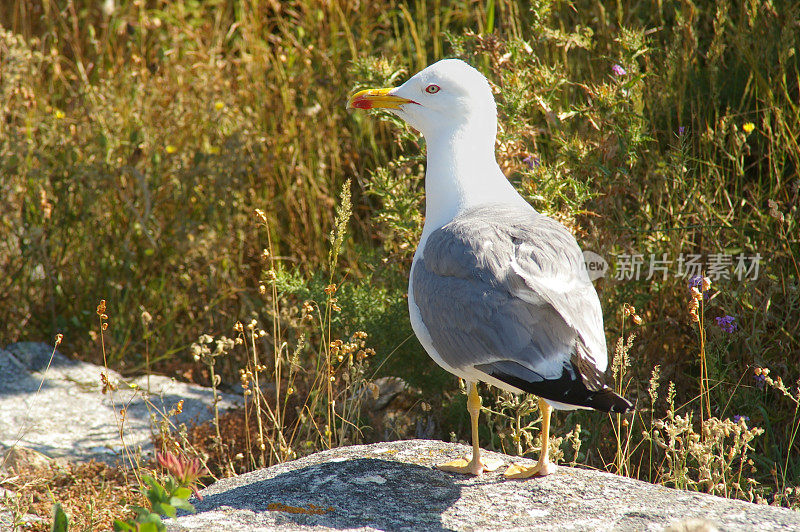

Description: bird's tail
[586,388,633,413]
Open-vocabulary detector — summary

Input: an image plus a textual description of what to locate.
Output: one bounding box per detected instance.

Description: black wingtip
[588,388,634,413]
[477,361,635,413]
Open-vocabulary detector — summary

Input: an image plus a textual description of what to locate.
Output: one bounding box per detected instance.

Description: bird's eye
[425,84,441,94]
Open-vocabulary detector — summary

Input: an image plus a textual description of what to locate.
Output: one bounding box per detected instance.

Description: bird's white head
[348,59,526,234]
[347,59,497,144]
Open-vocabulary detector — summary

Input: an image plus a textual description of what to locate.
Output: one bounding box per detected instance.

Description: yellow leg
[505,398,557,478]
[437,382,503,475]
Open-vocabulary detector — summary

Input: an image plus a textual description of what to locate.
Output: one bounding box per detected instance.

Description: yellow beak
[346,88,417,110]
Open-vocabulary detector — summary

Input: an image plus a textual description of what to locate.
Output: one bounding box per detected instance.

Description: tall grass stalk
[611,304,638,476]
[325,180,353,448]
[690,277,712,425]
[646,365,661,483]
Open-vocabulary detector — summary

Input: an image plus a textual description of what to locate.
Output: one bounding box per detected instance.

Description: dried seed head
[768,200,785,223]
[688,308,700,322]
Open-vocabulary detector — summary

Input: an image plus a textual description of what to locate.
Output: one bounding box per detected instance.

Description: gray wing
[412,203,612,405]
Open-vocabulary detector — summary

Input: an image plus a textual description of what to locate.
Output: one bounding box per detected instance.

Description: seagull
[347,59,632,478]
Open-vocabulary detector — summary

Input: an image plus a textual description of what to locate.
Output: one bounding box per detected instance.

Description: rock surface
[168,439,800,532]
[0,342,239,464]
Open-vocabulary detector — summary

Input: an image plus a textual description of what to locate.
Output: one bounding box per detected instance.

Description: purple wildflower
[611,64,627,76]
[523,155,540,169]
[688,275,703,288]
[754,373,766,389]
[678,126,685,136]
[732,415,750,424]
[715,315,737,333]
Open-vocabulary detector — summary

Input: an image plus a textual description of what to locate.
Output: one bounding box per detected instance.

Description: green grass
[1,0,799,519]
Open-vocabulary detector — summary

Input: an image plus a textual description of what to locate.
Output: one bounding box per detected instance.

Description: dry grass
[2,459,137,531]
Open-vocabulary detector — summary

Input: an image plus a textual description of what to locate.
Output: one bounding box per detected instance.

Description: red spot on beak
[347,88,414,110]
[349,96,373,110]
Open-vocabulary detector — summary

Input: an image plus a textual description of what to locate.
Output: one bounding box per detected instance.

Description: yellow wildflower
[742,122,755,134]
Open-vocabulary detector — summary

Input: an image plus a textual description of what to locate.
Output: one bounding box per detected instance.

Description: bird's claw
[437,455,503,476]
[504,460,557,479]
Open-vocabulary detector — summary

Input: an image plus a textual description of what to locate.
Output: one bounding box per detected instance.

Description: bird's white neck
[420,123,525,244]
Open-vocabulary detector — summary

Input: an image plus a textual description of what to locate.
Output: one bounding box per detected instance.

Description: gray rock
[0,445,54,474]
[0,342,239,463]
[363,376,409,411]
[168,439,800,532]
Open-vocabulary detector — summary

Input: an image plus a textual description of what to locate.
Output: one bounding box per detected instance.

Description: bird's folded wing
[412,204,608,387]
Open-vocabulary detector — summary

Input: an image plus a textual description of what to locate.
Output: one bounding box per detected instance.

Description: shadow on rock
[191,458,461,531]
